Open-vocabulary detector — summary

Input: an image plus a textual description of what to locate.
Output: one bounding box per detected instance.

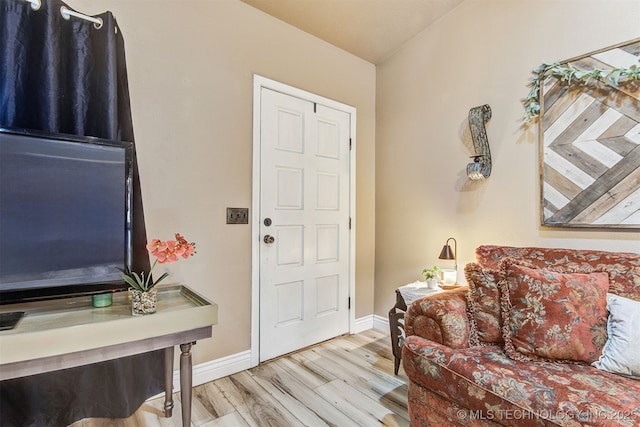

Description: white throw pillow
[592,293,640,379]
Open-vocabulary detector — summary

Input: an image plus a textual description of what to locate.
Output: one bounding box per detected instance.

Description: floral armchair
[402,245,640,426]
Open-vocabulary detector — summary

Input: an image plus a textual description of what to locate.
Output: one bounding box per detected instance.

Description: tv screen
[0,128,133,304]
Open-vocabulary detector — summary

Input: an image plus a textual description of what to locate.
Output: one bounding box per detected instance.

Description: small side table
[388,282,466,375]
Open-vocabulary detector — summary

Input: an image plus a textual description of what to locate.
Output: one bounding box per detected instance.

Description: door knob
[263,235,275,244]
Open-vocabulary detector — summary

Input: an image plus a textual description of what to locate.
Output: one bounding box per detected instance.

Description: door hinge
[348,297,351,310]
[349,217,352,230]
[313,102,317,113]
[349,138,352,150]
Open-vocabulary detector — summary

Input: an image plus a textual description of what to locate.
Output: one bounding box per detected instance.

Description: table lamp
[438,237,457,285]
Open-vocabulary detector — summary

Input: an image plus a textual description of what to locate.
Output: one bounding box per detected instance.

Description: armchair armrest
[404,290,471,349]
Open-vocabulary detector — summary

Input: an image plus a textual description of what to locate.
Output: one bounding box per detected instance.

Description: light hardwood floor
[71,329,409,427]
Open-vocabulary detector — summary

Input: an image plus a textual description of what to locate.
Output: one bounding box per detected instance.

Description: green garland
[523,63,640,122]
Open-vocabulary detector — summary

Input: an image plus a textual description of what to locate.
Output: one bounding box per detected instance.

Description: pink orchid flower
[122,233,197,292]
[146,239,167,256]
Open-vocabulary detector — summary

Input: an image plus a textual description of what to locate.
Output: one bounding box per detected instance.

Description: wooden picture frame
[539,38,640,228]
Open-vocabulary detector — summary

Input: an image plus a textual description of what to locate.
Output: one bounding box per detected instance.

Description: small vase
[426,278,439,289]
[130,288,157,315]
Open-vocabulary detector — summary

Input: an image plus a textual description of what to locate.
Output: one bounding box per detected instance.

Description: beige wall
[69,0,640,368]
[375,0,640,315]
[81,0,376,365]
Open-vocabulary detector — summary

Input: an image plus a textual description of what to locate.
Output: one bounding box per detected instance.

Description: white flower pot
[426,278,439,289]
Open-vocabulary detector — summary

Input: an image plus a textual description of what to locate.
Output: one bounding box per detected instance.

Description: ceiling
[240,0,465,64]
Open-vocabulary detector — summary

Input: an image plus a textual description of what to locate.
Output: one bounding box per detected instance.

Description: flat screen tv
[0,128,134,304]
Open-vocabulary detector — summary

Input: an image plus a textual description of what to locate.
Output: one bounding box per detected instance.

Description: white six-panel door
[258,87,352,361]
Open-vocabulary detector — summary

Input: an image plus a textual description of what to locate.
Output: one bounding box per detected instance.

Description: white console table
[0,285,218,426]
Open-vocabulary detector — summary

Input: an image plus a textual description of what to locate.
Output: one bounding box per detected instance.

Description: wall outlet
[226,207,249,224]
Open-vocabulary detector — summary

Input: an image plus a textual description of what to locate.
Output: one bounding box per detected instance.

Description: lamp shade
[439,244,455,260]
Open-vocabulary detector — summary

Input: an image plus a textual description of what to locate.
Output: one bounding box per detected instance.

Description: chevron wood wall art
[540,39,640,228]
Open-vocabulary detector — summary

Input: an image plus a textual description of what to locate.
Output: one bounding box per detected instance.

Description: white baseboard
[353,313,390,333]
[372,314,389,332]
[353,314,373,333]
[162,313,389,395]
[169,349,252,393]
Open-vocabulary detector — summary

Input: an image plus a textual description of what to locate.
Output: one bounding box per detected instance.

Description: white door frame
[251,75,356,367]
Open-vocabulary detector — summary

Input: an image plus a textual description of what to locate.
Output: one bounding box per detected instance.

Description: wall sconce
[438,237,457,285]
[467,104,492,180]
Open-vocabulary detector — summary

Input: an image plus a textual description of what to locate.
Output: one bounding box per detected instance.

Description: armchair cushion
[593,293,640,379]
[465,263,503,346]
[404,290,471,349]
[499,258,609,364]
[403,335,640,425]
[476,245,640,301]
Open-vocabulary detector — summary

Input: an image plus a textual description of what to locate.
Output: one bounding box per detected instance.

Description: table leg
[388,307,404,375]
[163,346,174,417]
[180,342,195,427]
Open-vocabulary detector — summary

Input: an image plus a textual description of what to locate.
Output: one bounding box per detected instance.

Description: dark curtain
[1,0,129,140]
[0,0,162,425]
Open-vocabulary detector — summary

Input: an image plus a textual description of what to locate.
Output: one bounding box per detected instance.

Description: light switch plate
[226,207,248,224]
